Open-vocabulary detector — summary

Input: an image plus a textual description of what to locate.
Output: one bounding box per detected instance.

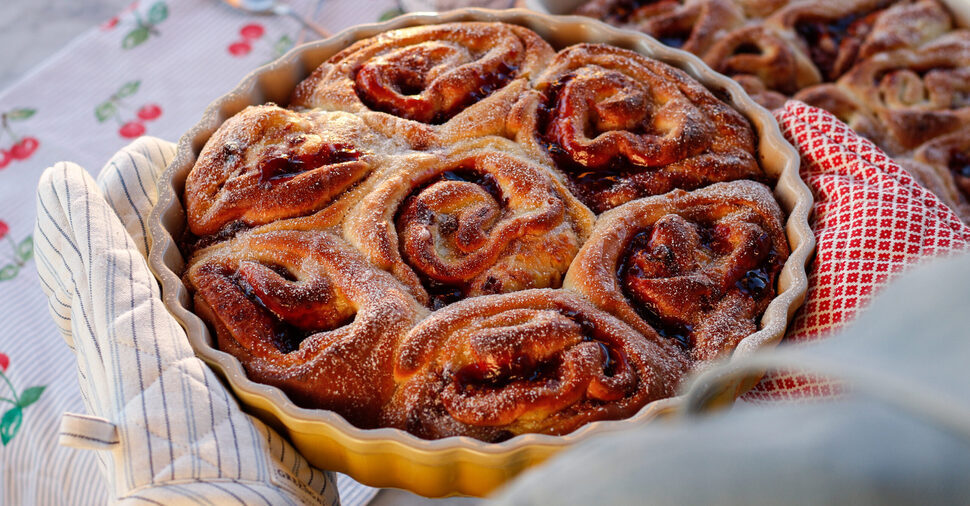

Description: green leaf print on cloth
[0,352,46,446]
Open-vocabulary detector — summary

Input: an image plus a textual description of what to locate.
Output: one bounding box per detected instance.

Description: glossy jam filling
[354,61,518,125]
[451,310,626,394]
[618,224,776,349]
[618,227,699,348]
[181,220,253,256]
[453,354,562,393]
[257,142,361,186]
[604,0,678,23]
[537,73,664,212]
[949,150,970,178]
[794,6,885,80]
[232,269,355,353]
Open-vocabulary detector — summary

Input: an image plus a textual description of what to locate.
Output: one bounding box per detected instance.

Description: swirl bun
[383,289,688,441]
[775,0,951,81]
[344,139,595,308]
[575,0,744,55]
[564,181,788,361]
[181,22,789,441]
[185,105,384,237]
[511,43,762,213]
[839,31,970,150]
[895,130,970,222]
[703,25,821,97]
[290,22,554,147]
[185,230,427,426]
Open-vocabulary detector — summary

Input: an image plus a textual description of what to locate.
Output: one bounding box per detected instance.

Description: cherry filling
[794,6,884,80]
[601,0,677,23]
[538,73,675,213]
[451,311,627,394]
[354,59,518,125]
[232,267,355,353]
[655,26,692,49]
[257,142,361,186]
[453,354,562,393]
[947,149,970,197]
[736,267,771,298]
[618,220,775,349]
[435,61,518,125]
[733,42,763,56]
[949,150,970,179]
[396,167,507,309]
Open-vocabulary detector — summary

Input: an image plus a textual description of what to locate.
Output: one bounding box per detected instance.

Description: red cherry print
[0,220,8,240]
[20,137,39,158]
[101,16,120,30]
[119,121,146,138]
[0,150,10,169]
[9,141,27,160]
[228,41,252,57]
[10,137,38,160]
[137,104,163,121]
[0,352,9,372]
[240,23,265,40]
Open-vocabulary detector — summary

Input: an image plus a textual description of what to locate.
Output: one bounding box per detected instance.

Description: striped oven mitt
[33,138,347,505]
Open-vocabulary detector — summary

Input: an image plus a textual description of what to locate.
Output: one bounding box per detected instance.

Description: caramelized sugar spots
[618,216,776,350]
[258,142,361,186]
[231,265,355,353]
[353,52,518,124]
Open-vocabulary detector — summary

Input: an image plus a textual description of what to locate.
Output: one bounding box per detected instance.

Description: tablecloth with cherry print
[0,1,404,503]
[3,0,969,503]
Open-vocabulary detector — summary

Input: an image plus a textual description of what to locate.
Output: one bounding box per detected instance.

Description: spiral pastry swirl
[896,130,970,222]
[344,140,595,309]
[575,0,744,55]
[510,43,762,213]
[703,25,821,97]
[564,181,788,361]
[185,230,427,426]
[180,22,793,440]
[839,31,970,150]
[776,0,951,81]
[383,289,688,441]
[794,83,903,155]
[290,22,554,147]
[185,105,380,238]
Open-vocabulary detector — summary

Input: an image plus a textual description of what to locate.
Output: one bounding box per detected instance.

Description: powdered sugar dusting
[180,22,786,442]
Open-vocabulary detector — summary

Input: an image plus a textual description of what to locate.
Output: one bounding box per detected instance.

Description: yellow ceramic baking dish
[148,8,815,497]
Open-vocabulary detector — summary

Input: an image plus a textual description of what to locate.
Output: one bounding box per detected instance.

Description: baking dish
[148,8,814,497]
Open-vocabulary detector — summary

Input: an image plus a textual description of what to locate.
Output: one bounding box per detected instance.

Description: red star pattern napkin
[744,101,970,402]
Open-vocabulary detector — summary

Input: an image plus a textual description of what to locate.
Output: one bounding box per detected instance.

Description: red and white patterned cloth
[746,101,970,401]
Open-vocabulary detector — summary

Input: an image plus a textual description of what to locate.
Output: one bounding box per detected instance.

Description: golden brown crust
[576,0,745,55]
[508,43,763,214]
[343,138,595,308]
[897,130,970,222]
[289,22,554,147]
[770,0,946,81]
[703,24,821,96]
[382,289,688,441]
[184,105,384,237]
[185,230,427,427]
[181,22,787,441]
[563,181,788,362]
[838,30,970,151]
[572,0,970,223]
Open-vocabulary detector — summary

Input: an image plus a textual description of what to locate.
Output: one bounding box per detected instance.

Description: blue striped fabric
[32,137,381,505]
